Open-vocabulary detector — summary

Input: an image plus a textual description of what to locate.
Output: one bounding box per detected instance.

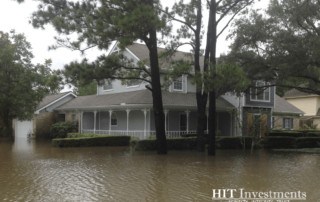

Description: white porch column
[109,110,113,134]
[185,110,190,133]
[80,111,83,134]
[164,110,169,133]
[142,109,148,139]
[93,111,97,134]
[126,109,131,136]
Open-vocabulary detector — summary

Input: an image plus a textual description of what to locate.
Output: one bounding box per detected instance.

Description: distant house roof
[273,95,304,115]
[125,43,200,70]
[284,88,317,98]
[57,90,235,111]
[36,92,76,114]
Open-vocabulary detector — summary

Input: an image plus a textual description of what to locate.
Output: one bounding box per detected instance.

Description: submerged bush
[50,122,77,139]
[52,135,131,147]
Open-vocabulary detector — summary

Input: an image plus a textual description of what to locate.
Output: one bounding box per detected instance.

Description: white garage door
[15,120,33,138]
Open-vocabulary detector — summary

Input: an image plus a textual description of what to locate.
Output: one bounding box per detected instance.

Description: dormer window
[173,76,183,91]
[250,81,270,101]
[127,79,141,87]
[103,79,113,91]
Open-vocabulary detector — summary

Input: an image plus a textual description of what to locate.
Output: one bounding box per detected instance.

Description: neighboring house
[284,89,320,129]
[14,92,76,138]
[56,43,299,139]
[272,95,304,130]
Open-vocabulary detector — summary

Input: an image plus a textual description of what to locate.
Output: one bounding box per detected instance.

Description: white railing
[81,129,196,139]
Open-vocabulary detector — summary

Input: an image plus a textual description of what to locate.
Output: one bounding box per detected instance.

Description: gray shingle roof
[57,90,235,111]
[37,92,72,110]
[284,88,316,98]
[126,43,200,70]
[274,95,304,115]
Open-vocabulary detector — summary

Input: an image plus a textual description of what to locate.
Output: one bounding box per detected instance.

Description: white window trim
[250,81,271,102]
[126,82,141,88]
[173,76,184,91]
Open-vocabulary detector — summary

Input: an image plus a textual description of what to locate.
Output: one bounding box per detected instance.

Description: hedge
[135,137,198,151]
[269,130,320,138]
[52,135,131,147]
[262,137,297,149]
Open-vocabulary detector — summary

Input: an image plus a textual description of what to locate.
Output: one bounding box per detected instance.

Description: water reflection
[0,138,319,201]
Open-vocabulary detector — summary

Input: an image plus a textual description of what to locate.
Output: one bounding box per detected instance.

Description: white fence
[82,130,196,140]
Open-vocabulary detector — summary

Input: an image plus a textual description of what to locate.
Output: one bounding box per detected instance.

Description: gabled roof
[56,90,235,111]
[36,92,76,113]
[273,95,304,115]
[124,43,200,70]
[284,88,317,98]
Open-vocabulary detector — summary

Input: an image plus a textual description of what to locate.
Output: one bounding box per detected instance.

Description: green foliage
[52,135,131,147]
[67,133,100,138]
[228,0,320,94]
[50,122,77,139]
[0,31,62,136]
[203,63,250,96]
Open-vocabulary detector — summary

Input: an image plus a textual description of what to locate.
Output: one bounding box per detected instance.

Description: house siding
[245,86,275,108]
[286,97,318,116]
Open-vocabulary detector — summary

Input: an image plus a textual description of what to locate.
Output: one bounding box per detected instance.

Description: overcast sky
[0,0,269,70]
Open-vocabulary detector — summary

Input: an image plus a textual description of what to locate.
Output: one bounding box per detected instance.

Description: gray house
[56,43,301,139]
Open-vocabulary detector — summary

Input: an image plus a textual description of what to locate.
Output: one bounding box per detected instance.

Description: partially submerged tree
[164,0,254,155]
[228,0,320,95]
[17,0,168,154]
[0,31,61,137]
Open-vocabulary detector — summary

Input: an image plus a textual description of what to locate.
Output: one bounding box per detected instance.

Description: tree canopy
[0,31,62,136]
[228,0,320,95]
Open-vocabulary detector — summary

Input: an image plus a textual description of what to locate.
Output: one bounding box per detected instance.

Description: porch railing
[82,129,196,140]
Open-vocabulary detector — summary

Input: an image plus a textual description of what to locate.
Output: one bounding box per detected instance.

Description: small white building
[14,92,76,138]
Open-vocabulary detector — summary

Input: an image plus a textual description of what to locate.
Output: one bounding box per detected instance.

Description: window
[283,118,293,129]
[250,81,270,101]
[127,79,141,87]
[180,114,187,131]
[111,113,117,126]
[103,79,113,91]
[173,76,183,91]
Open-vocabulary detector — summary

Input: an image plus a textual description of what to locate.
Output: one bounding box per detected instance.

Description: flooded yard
[0,137,319,201]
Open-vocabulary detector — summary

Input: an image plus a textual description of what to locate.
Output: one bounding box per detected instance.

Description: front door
[180,114,187,131]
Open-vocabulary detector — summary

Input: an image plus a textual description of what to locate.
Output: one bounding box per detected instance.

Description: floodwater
[0,138,319,202]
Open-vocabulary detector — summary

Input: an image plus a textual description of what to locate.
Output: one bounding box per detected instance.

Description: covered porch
[56,90,238,139]
[76,107,237,139]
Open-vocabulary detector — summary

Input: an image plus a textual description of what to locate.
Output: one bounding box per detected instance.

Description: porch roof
[56,90,235,111]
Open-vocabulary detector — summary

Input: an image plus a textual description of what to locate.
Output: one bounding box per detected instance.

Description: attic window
[127,79,141,87]
[173,76,183,91]
[250,81,270,101]
[103,79,113,91]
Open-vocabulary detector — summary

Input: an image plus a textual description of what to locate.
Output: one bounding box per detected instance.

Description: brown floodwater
[0,137,319,202]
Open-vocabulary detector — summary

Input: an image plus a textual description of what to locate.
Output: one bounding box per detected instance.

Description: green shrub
[217,137,254,149]
[50,122,77,139]
[296,137,320,148]
[66,133,100,138]
[52,135,131,147]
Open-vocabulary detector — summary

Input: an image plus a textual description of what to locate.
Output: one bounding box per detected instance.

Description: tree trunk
[145,25,167,155]
[194,0,207,151]
[207,0,217,156]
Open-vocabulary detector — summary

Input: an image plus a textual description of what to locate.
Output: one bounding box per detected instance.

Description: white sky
[0,0,269,70]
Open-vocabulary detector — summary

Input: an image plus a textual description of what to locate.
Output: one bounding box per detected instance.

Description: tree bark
[145,20,167,155]
[194,0,207,151]
[207,0,217,156]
